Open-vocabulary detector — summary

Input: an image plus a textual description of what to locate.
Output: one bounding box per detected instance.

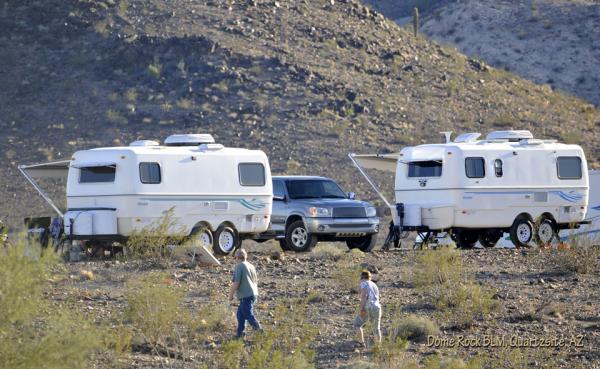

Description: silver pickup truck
[257,176,379,252]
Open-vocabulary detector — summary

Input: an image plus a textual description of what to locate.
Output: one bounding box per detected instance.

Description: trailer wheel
[455,231,479,249]
[285,220,317,252]
[190,227,213,250]
[346,233,378,252]
[509,218,534,248]
[535,218,557,246]
[479,229,502,248]
[213,226,239,256]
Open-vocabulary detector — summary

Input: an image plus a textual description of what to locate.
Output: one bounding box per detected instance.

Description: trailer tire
[346,233,378,252]
[479,229,502,248]
[535,218,557,246]
[285,220,317,252]
[510,218,534,248]
[455,231,479,249]
[213,226,239,256]
[189,227,213,249]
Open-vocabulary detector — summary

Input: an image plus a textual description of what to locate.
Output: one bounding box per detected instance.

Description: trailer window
[239,163,265,186]
[139,162,161,184]
[407,161,442,177]
[557,156,582,179]
[465,157,485,178]
[494,159,503,177]
[79,166,115,183]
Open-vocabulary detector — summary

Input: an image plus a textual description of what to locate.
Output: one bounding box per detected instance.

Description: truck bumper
[305,217,379,235]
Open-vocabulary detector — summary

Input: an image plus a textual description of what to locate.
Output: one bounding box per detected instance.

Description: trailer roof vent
[129,140,160,147]
[486,130,533,142]
[164,134,215,146]
[453,132,481,143]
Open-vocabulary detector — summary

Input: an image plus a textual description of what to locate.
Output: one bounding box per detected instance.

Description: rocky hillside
[1,0,599,227]
[365,0,600,107]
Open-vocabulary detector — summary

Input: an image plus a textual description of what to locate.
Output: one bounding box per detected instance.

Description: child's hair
[360,270,371,280]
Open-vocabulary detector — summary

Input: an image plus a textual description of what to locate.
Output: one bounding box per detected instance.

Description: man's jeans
[236,295,261,338]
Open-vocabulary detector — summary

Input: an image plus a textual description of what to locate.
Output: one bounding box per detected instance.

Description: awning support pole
[18,165,64,218]
[348,153,392,209]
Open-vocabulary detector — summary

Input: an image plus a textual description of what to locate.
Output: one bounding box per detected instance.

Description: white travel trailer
[350,130,589,248]
[19,134,273,255]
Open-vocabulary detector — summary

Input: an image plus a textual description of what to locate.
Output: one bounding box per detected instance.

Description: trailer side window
[494,159,503,177]
[557,156,582,179]
[79,166,115,183]
[139,162,161,184]
[407,161,442,177]
[239,163,265,186]
[465,157,485,178]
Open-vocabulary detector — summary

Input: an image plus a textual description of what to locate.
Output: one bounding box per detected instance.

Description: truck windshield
[286,180,347,199]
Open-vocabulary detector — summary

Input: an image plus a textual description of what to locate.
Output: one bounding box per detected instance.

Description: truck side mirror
[347,192,356,200]
[273,194,286,201]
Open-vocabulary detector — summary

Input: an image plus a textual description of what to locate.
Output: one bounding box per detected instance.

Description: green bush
[0,237,103,369]
[413,247,463,288]
[394,314,440,343]
[436,281,497,329]
[125,207,188,262]
[125,271,186,346]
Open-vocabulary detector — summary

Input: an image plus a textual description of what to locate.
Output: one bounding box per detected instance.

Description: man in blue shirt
[229,248,262,338]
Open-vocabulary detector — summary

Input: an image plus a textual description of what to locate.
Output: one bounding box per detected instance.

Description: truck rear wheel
[346,233,378,252]
[284,220,317,252]
[213,225,239,256]
[510,217,534,248]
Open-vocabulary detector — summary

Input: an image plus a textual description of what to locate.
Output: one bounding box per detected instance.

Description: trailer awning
[348,153,398,173]
[18,160,70,179]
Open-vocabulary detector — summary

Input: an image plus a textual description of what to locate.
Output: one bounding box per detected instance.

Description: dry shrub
[424,355,483,369]
[436,281,498,329]
[0,235,103,369]
[313,242,346,260]
[371,308,415,369]
[332,258,363,293]
[549,235,599,274]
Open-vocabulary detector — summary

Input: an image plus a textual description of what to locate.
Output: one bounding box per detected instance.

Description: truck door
[271,180,287,233]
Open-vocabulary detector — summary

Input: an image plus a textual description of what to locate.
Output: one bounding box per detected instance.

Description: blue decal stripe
[592,205,600,211]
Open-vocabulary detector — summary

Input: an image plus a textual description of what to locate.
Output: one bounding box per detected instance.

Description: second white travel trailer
[350,130,590,248]
[19,134,273,256]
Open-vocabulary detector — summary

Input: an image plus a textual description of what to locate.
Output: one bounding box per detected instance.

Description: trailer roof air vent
[486,130,533,142]
[164,134,215,146]
[129,140,160,147]
[453,133,481,143]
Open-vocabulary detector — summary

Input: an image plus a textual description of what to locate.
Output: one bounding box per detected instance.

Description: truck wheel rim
[219,230,235,252]
[517,223,531,243]
[538,222,553,244]
[291,228,307,247]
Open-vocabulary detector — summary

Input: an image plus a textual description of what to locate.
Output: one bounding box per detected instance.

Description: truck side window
[80,166,116,183]
[273,180,285,199]
[239,163,265,186]
[139,162,161,184]
[494,159,503,177]
[465,157,485,178]
[557,156,582,179]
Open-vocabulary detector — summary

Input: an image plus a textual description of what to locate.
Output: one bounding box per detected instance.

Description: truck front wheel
[284,220,317,252]
[346,233,378,252]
